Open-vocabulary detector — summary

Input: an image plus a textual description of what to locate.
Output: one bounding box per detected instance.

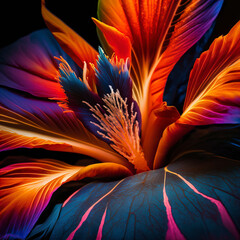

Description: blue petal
[58,48,142,143]
[95,47,142,133]
[96,47,132,100]
[55,58,109,142]
[28,125,240,239]
[57,61,100,109]
[27,204,62,240]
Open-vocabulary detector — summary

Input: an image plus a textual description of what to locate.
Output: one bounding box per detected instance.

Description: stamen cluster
[84,86,149,172]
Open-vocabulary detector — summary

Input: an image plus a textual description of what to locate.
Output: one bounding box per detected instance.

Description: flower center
[83,86,149,173]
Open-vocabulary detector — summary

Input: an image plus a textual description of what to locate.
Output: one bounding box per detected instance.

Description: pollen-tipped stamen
[55,56,92,92]
[83,86,149,173]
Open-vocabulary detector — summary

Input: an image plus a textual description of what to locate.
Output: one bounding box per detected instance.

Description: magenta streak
[163,171,185,240]
[62,189,81,208]
[66,179,124,240]
[166,168,239,239]
[96,206,108,240]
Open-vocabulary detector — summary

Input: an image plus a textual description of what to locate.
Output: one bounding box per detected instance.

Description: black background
[0,0,100,49]
[0,0,240,49]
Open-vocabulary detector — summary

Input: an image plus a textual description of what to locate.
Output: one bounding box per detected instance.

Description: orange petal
[98,0,181,121]
[153,21,240,169]
[142,102,180,169]
[98,0,223,138]
[0,157,132,239]
[153,123,193,169]
[41,0,98,83]
[180,21,240,125]
[0,127,73,152]
[98,0,180,60]
[92,18,131,60]
[150,0,223,109]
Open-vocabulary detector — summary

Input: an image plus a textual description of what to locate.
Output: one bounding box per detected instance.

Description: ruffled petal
[96,48,142,133]
[54,56,104,140]
[55,52,146,172]
[0,87,130,167]
[29,125,240,239]
[0,157,132,239]
[57,48,142,139]
[95,48,132,100]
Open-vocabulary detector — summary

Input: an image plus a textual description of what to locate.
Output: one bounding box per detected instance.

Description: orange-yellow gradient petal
[0,127,73,152]
[154,21,240,169]
[97,0,223,137]
[181,21,240,125]
[0,157,132,239]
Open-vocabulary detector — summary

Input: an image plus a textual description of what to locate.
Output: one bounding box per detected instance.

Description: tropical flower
[0,0,240,239]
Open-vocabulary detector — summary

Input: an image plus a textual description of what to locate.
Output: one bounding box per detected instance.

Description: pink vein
[165,167,239,239]
[96,206,108,240]
[163,170,185,240]
[62,189,81,208]
[66,179,124,240]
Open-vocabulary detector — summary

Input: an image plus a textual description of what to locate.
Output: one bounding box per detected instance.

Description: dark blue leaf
[28,125,240,240]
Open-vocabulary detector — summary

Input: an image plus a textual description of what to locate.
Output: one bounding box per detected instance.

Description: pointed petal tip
[41,0,98,69]
[92,18,131,60]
